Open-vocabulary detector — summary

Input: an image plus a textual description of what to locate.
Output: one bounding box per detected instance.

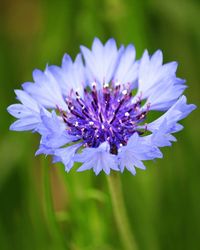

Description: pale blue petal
[54,143,82,172]
[146,78,186,111]
[9,117,41,131]
[118,133,162,174]
[113,44,138,85]
[15,89,39,110]
[22,67,67,110]
[144,122,178,148]
[7,90,44,131]
[49,53,85,98]
[80,38,120,87]
[7,104,38,119]
[35,144,55,156]
[148,96,196,133]
[39,110,79,149]
[76,142,119,175]
[136,49,178,100]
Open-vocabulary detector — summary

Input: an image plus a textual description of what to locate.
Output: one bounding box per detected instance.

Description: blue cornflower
[7,38,196,175]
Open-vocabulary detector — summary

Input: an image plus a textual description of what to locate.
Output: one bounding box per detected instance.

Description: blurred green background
[0,0,199,249]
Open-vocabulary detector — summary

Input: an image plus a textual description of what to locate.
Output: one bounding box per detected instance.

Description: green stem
[42,158,65,249]
[107,173,138,250]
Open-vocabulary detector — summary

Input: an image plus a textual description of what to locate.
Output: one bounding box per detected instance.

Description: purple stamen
[59,83,150,154]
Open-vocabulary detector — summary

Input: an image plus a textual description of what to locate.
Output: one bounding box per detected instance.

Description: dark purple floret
[59,83,149,154]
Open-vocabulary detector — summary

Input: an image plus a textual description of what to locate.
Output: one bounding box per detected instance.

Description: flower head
[7,38,196,175]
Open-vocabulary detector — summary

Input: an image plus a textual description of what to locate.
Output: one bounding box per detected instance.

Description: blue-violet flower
[7,38,196,175]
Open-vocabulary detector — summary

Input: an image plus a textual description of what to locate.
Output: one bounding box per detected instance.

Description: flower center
[59,83,149,154]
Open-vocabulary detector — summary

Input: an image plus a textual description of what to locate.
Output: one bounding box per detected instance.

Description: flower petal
[75,142,119,175]
[136,49,178,100]
[148,95,196,133]
[39,110,79,149]
[7,90,45,131]
[22,67,67,110]
[146,78,186,111]
[118,133,162,174]
[54,143,82,172]
[49,53,86,98]
[113,44,138,86]
[80,38,120,87]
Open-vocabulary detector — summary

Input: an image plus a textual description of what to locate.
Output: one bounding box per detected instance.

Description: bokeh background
[0,0,200,249]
